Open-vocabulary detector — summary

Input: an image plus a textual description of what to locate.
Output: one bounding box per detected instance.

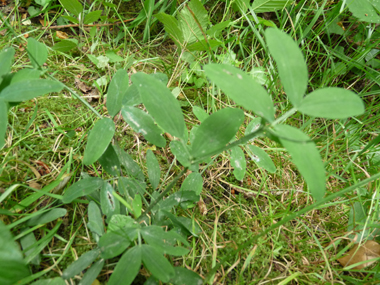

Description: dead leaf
[75,78,92,93]
[28,181,41,190]
[39,18,50,27]
[338,240,380,269]
[197,199,207,216]
[56,31,68,39]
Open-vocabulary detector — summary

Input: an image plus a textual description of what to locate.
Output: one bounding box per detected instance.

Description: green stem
[271,107,297,126]
[136,167,188,223]
[204,171,380,283]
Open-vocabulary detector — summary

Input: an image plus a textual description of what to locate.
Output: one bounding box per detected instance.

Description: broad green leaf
[298,87,365,119]
[59,0,83,17]
[62,248,100,279]
[107,69,129,117]
[156,191,199,211]
[265,28,308,107]
[154,13,184,48]
[100,183,120,220]
[121,105,166,147]
[98,143,121,176]
[10,69,41,84]
[206,20,231,37]
[150,72,168,86]
[78,259,104,285]
[229,146,246,181]
[87,201,104,236]
[347,0,380,23]
[83,10,102,24]
[132,194,142,218]
[178,0,208,44]
[27,38,48,69]
[203,64,274,122]
[246,145,276,173]
[0,47,15,84]
[180,172,203,195]
[113,143,145,181]
[141,226,189,256]
[141,244,175,282]
[245,117,262,141]
[0,99,7,149]
[108,246,141,285]
[170,267,203,285]
[107,215,136,232]
[61,15,79,24]
[0,79,63,102]
[170,140,191,167]
[132,73,186,140]
[99,230,131,259]
[191,108,244,158]
[30,277,66,285]
[52,39,78,52]
[26,208,67,226]
[119,177,146,198]
[252,0,292,13]
[146,149,161,189]
[0,220,32,284]
[83,118,115,165]
[62,177,104,203]
[192,106,208,122]
[105,51,124,63]
[274,124,325,200]
[122,84,141,107]
[187,39,222,51]
[20,230,40,265]
[161,210,200,237]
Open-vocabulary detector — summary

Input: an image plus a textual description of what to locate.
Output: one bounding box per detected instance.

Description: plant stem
[136,167,188,223]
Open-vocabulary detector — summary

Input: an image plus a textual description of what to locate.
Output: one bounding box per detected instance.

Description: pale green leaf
[246,145,276,173]
[180,172,203,195]
[62,177,104,204]
[298,87,365,119]
[107,69,129,117]
[59,0,83,17]
[141,244,175,282]
[27,38,48,69]
[83,10,102,24]
[229,146,246,180]
[265,28,308,107]
[108,246,141,285]
[62,248,100,279]
[203,64,274,122]
[347,0,380,23]
[252,0,292,13]
[146,150,161,189]
[154,13,184,47]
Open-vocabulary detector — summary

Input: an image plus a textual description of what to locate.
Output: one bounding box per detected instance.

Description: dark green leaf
[141,226,189,256]
[0,220,32,284]
[245,117,262,139]
[155,191,199,212]
[119,177,146,198]
[191,108,244,158]
[113,143,145,181]
[141,244,175,282]
[10,69,41,84]
[27,38,48,69]
[62,177,104,204]
[98,143,121,176]
[154,13,184,47]
[108,246,142,285]
[26,208,67,226]
[180,172,203,195]
[87,201,104,236]
[298,87,365,119]
[122,84,141,107]
[132,73,186,140]
[20,230,40,265]
[170,140,191,167]
[0,47,15,85]
[62,248,100,279]
[107,215,137,232]
[265,28,308,107]
[107,69,129,117]
[121,106,166,147]
[83,118,115,165]
[246,145,276,173]
[59,0,83,17]
[170,267,203,285]
[203,64,274,122]
[0,79,63,102]
[274,124,325,200]
[78,259,104,285]
[146,149,161,189]
[0,99,7,149]
[83,10,102,24]
[51,39,78,52]
[229,146,246,180]
[100,183,120,220]
[99,230,131,259]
